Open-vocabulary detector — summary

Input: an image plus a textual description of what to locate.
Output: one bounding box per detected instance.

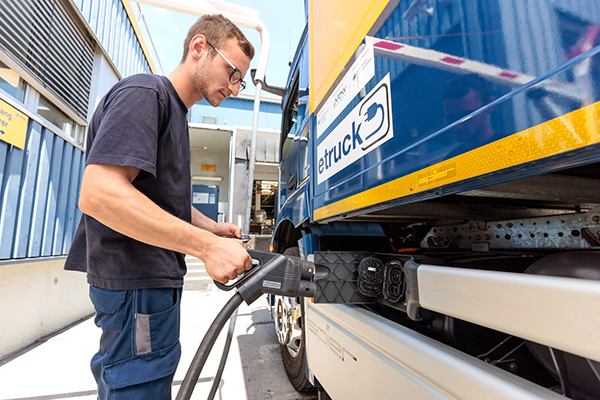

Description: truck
[264,0,600,398]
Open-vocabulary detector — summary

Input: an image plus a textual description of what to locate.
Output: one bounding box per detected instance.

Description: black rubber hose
[176,292,245,400]
[207,308,238,400]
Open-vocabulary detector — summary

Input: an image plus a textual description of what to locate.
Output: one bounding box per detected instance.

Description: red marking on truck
[374,41,404,51]
[499,71,519,79]
[441,57,465,65]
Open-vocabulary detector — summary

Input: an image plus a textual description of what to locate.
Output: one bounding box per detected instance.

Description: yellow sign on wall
[0,98,29,149]
[201,164,217,172]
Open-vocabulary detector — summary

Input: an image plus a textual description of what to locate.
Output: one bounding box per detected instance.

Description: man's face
[443,89,488,141]
[195,38,251,107]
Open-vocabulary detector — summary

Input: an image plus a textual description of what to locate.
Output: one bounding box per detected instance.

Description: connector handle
[213,250,276,291]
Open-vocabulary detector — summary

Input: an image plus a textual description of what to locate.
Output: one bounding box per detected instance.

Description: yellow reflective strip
[314,101,600,221]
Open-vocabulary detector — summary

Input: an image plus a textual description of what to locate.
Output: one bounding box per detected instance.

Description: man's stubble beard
[194,59,220,107]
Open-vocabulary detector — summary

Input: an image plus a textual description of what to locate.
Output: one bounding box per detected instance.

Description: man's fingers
[229,271,239,280]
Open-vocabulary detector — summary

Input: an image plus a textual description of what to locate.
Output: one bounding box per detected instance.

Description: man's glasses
[206,41,246,91]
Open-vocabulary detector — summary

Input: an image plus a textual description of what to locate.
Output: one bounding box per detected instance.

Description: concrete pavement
[0,256,317,400]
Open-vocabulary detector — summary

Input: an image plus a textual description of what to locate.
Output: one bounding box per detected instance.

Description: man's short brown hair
[181,14,255,63]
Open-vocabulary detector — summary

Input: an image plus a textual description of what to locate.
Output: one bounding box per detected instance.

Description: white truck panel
[418,265,600,362]
[306,302,564,399]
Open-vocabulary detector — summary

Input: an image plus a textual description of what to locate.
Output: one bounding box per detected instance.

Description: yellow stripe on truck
[309,0,389,114]
[314,101,600,221]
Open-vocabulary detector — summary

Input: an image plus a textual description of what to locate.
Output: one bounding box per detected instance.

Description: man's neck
[167,64,203,109]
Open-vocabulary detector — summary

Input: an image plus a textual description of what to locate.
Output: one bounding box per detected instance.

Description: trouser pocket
[103,288,182,391]
[135,288,181,356]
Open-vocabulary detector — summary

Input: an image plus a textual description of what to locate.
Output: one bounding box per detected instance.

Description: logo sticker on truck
[317,74,393,185]
[317,40,376,138]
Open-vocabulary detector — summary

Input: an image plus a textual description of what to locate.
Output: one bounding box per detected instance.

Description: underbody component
[310,249,600,398]
[408,257,600,363]
[421,206,600,250]
[523,252,600,399]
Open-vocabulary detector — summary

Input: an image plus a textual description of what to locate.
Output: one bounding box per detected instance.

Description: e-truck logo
[317,74,393,185]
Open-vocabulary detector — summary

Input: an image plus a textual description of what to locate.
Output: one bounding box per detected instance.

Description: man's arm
[79,163,252,283]
[191,206,243,239]
[191,206,217,232]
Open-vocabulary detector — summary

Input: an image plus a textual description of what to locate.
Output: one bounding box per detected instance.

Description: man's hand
[213,222,242,239]
[203,236,253,284]
[190,207,248,242]
[211,222,251,246]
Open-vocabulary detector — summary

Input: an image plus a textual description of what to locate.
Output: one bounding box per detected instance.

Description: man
[65,14,254,400]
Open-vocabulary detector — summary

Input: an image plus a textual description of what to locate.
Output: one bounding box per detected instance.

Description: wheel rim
[274,295,303,358]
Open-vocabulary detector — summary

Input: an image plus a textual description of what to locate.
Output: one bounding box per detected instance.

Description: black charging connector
[215,250,316,304]
[176,250,316,400]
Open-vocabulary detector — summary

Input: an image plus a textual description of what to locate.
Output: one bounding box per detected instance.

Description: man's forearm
[79,164,215,260]
[191,206,218,232]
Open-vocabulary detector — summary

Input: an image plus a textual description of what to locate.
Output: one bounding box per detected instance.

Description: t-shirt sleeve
[86,85,164,180]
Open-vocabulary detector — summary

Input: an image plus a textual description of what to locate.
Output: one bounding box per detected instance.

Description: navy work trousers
[89,286,183,400]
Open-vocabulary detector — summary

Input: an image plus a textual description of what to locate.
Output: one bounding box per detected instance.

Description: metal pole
[243,81,263,235]
[227,128,236,225]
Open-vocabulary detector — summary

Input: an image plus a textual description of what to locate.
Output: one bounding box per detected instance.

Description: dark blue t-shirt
[65,74,191,290]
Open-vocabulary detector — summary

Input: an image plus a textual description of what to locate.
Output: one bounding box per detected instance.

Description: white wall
[0,258,92,359]
[190,152,231,203]
[87,48,120,119]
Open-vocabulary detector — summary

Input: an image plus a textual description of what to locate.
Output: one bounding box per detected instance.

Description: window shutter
[0,0,94,119]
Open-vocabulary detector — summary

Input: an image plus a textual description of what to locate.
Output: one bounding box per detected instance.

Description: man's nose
[228,82,240,97]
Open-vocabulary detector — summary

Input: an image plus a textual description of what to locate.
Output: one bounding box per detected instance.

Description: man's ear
[189,34,208,60]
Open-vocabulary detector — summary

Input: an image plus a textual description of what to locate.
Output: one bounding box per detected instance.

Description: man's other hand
[213,222,243,239]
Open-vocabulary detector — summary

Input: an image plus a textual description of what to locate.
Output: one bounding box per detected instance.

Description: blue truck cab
[269,1,600,399]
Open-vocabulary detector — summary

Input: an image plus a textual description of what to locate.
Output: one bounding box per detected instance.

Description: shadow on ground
[237,307,317,400]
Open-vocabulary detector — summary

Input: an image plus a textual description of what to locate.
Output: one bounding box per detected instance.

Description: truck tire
[278,247,315,392]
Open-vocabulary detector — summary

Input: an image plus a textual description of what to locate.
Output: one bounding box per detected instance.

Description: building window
[37,95,76,137]
[0,60,26,102]
[202,115,217,124]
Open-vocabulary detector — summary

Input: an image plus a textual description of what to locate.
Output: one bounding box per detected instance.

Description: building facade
[0,0,155,359]
[0,0,284,359]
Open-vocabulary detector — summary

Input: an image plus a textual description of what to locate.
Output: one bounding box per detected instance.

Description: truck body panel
[308,0,600,222]
[271,1,600,398]
[306,303,565,400]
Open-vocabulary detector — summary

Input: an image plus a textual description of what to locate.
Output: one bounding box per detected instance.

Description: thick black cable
[207,308,238,400]
[176,292,245,400]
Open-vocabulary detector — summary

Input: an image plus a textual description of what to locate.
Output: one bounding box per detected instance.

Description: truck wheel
[276,247,315,392]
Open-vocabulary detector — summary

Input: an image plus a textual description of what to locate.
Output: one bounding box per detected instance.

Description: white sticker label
[316,74,393,185]
[262,280,282,290]
[317,40,376,138]
[193,193,210,204]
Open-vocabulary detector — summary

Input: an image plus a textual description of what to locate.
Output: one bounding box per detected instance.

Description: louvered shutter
[0,0,94,119]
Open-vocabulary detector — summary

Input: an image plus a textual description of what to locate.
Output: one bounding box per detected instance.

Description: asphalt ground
[0,256,318,400]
